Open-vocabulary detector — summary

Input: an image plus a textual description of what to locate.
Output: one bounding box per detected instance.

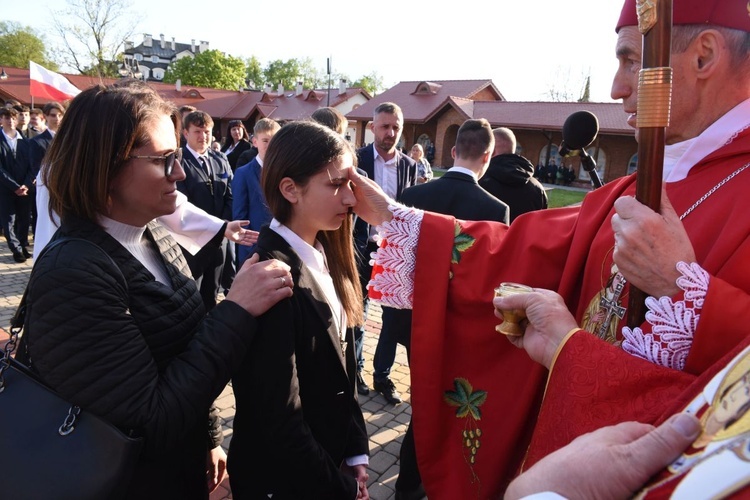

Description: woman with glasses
[20,80,294,499]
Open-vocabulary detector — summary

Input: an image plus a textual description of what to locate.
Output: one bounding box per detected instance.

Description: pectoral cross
[597,272,627,340]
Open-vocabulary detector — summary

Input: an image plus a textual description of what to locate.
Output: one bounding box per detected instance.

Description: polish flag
[29,61,81,101]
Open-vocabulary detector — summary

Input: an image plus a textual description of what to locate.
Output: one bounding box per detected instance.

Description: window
[539,144,562,167]
[134,53,143,61]
[627,153,638,175]
[152,68,165,80]
[151,55,159,63]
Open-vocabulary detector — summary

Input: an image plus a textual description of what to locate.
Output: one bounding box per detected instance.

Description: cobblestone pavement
[0,238,411,500]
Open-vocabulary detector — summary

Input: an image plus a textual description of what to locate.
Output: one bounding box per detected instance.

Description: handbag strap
[1,237,127,391]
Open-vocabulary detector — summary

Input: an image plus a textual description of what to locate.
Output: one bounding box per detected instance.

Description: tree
[164,50,246,90]
[0,22,58,70]
[53,0,137,78]
[543,66,588,102]
[578,75,591,103]
[352,72,384,96]
[244,56,263,90]
[263,59,303,91]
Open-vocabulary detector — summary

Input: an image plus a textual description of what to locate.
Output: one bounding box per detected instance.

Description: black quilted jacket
[23,216,256,499]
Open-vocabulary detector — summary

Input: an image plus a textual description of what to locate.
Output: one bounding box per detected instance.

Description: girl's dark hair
[222,120,249,151]
[44,79,178,222]
[262,120,363,326]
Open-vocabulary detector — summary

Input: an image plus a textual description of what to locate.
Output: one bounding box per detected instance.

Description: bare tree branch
[52,0,137,77]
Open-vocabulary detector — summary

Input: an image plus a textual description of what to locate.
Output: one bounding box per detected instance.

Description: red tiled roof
[0,66,369,122]
[474,101,631,135]
[347,79,503,122]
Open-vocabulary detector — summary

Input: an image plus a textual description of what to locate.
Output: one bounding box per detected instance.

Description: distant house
[347,80,638,183]
[122,34,208,82]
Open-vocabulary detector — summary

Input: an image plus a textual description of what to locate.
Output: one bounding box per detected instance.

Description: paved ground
[0,237,411,500]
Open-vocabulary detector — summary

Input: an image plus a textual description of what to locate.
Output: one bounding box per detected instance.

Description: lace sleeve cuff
[621,261,709,371]
[367,203,424,309]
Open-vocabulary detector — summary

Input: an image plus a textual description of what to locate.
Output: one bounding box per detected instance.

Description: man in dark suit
[177,110,234,311]
[394,118,509,499]
[0,107,33,263]
[29,102,65,237]
[352,102,418,401]
[479,127,548,223]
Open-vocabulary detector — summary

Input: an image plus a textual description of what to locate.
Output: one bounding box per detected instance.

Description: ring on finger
[279,276,286,287]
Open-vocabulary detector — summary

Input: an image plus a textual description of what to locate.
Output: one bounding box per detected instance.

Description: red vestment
[528,331,750,499]
[407,128,750,498]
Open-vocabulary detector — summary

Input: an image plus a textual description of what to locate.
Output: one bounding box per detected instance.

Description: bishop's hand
[611,184,696,298]
[348,168,394,226]
[493,288,578,369]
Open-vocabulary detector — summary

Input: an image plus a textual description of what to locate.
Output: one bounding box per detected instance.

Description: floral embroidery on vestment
[444,377,487,496]
[621,262,708,370]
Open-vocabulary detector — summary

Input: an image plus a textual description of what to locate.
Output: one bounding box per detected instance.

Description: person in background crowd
[479,127,548,223]
[410,143,433,184]
[221,120,253,170]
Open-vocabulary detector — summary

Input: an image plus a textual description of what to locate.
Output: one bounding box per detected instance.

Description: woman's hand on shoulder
[226,253,293,316]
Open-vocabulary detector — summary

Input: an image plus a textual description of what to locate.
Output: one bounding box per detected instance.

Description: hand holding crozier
[493,287,579,369]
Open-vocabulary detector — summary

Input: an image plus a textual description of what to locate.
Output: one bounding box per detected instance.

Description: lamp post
[118,58,142,79]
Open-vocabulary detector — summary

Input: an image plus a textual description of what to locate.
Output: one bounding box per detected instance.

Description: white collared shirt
[373,144,398,198]
[2,128,19,154]
[269,219,346,342]
[446,166,477,179]
[268,219,368,467]
[185,144,210,173]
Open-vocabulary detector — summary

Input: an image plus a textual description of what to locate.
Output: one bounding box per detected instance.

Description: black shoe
[12,251,26,263]
[373,377,402,405]
[356,372,370,395]
[21,247,31,259]
[395,483,426,500]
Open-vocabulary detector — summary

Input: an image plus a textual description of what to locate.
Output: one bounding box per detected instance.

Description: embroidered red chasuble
[408,129,750,498]
[527,331,750,499]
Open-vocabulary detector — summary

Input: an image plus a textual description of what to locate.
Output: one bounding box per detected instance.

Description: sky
[2,0,624,103]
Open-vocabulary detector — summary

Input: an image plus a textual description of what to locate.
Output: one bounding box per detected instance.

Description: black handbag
[0,238,143,500]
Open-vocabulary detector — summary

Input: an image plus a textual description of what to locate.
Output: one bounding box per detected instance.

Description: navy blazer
[0,132,33,195]
[228,227,369,499]
[177,147,233,220]
[231,158,272,264]
[400,170,510,224]
[30,129,54,179]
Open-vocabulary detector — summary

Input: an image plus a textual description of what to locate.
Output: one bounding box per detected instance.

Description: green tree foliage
[352,72,384,96]
[263,59,302,91]
[164,50,246,90]
[53,0,137,78]
[244,56,263,89]
[0,22,58,70]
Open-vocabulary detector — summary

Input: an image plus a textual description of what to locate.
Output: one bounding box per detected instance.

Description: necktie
[199,156,211,177]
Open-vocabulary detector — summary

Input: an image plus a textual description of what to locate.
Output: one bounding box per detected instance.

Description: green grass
[433,168,587,208]
[546,188,587,208]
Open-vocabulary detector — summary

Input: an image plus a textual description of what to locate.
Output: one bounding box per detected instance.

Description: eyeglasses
[129,148,182,177]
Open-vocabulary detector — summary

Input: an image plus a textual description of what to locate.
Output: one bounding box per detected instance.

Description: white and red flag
[29,61,81,101]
